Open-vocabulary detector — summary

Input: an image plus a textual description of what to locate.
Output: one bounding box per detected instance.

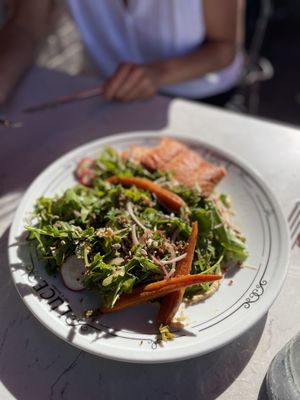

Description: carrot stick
[158,221,198,325]
[100,272,222,313]
[107,176,186,212]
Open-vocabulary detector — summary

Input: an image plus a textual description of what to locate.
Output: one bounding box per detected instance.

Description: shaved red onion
[213,223,224,230]
[171,229,179,243]
[131,224,139,246]
[151,255,170,279]
[164,241,177,275]
[161,252,187,265]
[114,227,128,235]
[126,202,147,231]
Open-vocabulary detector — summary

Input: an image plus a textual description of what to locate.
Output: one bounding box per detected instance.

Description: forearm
[0,24,38,103]
[154,41,238,87]
[0,0,53,104]
[103,0,244,102]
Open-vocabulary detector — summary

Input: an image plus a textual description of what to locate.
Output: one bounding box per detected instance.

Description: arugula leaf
[25,146,248,306]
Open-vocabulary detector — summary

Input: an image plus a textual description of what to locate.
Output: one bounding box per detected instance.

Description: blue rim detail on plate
[8,131,290,363]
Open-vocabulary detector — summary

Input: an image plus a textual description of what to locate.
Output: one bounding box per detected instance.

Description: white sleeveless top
[67,0,244,98]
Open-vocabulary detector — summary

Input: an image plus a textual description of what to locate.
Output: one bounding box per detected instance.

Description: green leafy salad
[26,146,248,310]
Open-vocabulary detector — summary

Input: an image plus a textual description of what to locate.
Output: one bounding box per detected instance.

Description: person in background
[0,0,245,106]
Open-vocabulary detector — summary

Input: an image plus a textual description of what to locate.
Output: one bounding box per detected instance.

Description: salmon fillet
[196,161,226,196]
[123,145,150,162]
[140,138,185,171]
[140,138,226,196]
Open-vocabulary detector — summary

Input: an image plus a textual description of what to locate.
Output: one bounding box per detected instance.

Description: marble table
[0,67,299,400]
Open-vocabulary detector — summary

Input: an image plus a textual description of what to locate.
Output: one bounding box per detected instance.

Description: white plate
[8,131,290,363]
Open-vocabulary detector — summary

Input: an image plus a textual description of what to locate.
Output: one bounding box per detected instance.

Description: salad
[26,138,248,330]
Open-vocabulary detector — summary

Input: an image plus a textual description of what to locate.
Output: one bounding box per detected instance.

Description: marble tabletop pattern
[0,67,299,400]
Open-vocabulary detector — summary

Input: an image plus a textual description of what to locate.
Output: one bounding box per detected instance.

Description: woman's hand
[102,63,162,102]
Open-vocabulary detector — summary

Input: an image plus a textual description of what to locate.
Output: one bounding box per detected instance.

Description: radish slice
[61,256,86,291]
[79,169,96,187]
[75,158,95,179]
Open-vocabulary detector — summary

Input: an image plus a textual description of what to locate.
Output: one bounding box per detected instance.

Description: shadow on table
[0,67,171,198]
[1,227,267,400]
[257,376,269,400]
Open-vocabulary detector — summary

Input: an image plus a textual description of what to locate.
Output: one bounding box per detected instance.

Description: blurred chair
[227,0,274,115]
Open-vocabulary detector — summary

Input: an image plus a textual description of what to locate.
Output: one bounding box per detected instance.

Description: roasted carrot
[107,176,186,212]
[100,272,222,313]
[158,221,198,325]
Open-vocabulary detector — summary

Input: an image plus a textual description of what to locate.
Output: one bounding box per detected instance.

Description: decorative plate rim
[8,131,290,363]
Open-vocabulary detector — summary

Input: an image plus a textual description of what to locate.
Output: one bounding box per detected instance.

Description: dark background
[246,0,300,126]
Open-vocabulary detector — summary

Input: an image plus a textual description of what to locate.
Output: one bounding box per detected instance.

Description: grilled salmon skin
[127,138,226,196]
